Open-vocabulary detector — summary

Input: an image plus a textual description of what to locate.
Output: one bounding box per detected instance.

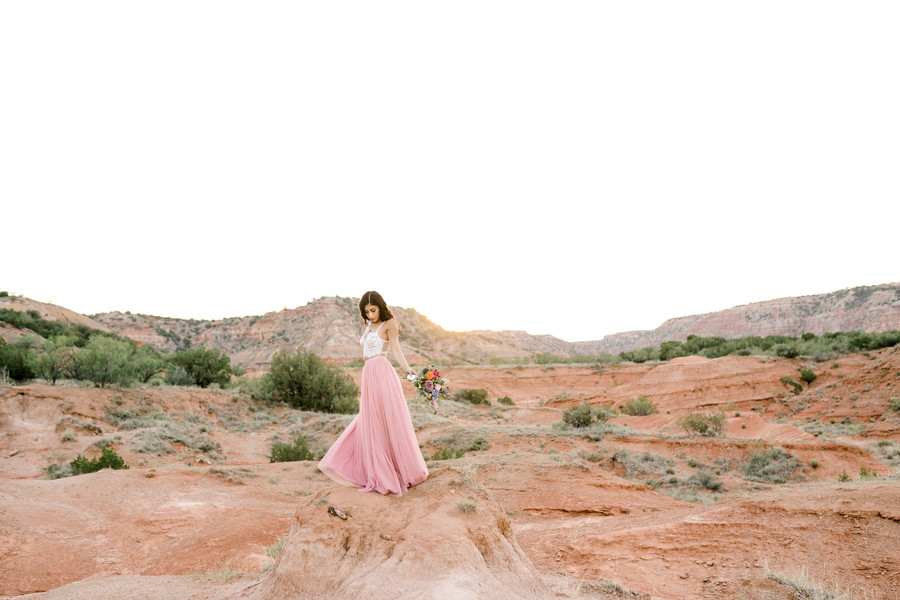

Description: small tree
[168,347,235,388]
[36,339,70,384]
[66,336,134,387]
[130,345,165,384]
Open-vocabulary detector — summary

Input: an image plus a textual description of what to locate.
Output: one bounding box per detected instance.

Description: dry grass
[762,561,881,600]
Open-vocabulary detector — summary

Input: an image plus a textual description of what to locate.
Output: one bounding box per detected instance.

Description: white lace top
[360,322,389,359]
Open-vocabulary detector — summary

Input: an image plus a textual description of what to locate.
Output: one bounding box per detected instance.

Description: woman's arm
[385,319,415,375]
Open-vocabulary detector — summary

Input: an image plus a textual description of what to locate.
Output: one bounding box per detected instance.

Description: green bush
[562,402,594,427]
[798,368,817,385]
[889,398,900,412]
[0,338,37,382]
[620,396,658,416]
[269,434,317,462]
[66,337,139,387]
[497,396,515,406]
[267,348,359,413]
[741,447,799,483]
[678,411,725,436]
[453,388,491,406]
[618,347,659,363]
[70,447,130,475]
[168,347,235,388]
[0,291,8,297]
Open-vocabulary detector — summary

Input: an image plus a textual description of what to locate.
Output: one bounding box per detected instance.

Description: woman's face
[364,304,380,323]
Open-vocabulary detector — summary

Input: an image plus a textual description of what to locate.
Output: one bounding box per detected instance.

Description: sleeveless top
[361,322,389,359]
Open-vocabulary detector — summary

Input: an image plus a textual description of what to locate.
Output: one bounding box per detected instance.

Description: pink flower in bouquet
[425,380,434,392]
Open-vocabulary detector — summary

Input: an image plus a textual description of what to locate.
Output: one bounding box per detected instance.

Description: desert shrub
[798,368,817,385]
[619,395,658,416]
[837,469,851,482]
[270,434,317,462]
[683,470,724,491]
[801,420,866,439]
[678,411,725,436]
[430,447,466,460]
[889,398,900,412]
[613,450,671,479]
[266,348,358,413]
[0,291,8,297]
[594,405,617,422]
[562,402,594,427]
[0,338,37,382]
[168,347,235,388]
[859,466,877,480]
[780,376,803,395]
[497,395,515,406]
[741,447,799,483]
[453,388,491,406]
[69,447,130,475]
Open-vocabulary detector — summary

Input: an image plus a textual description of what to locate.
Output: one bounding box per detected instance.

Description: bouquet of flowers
[407,365,450,413]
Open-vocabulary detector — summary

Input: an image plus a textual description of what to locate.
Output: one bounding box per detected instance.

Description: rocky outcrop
[231,468,552,600]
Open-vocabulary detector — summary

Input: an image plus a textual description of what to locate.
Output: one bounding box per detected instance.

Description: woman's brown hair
[359,291,395,325]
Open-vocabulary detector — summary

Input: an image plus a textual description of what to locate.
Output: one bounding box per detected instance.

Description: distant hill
[87,297,575,370]
[576,282,900,355]
[4,283,899,370]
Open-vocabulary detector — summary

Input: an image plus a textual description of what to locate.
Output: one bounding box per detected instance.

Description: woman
[318,291,429,496]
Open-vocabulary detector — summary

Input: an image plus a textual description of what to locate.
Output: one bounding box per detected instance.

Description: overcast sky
[2,2,898,343]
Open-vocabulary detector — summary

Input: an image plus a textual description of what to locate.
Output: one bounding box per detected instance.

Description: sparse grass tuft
[766,562,873,600]
[458,502,477,515]
[265,536,287,560]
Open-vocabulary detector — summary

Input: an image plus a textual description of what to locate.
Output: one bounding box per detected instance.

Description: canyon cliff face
[7,283,900,370]
[89,298,579,371]
[582,283,900,355]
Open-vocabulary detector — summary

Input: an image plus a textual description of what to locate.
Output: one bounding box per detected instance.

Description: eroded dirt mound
[233,468,552,600]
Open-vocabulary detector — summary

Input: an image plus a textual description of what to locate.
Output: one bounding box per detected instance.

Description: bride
[317,291,429,496]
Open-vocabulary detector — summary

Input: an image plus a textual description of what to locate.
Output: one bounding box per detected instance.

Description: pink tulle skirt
[318,356,428,496]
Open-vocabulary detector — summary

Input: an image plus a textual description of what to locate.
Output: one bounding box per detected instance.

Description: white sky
[2,2,898,343]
